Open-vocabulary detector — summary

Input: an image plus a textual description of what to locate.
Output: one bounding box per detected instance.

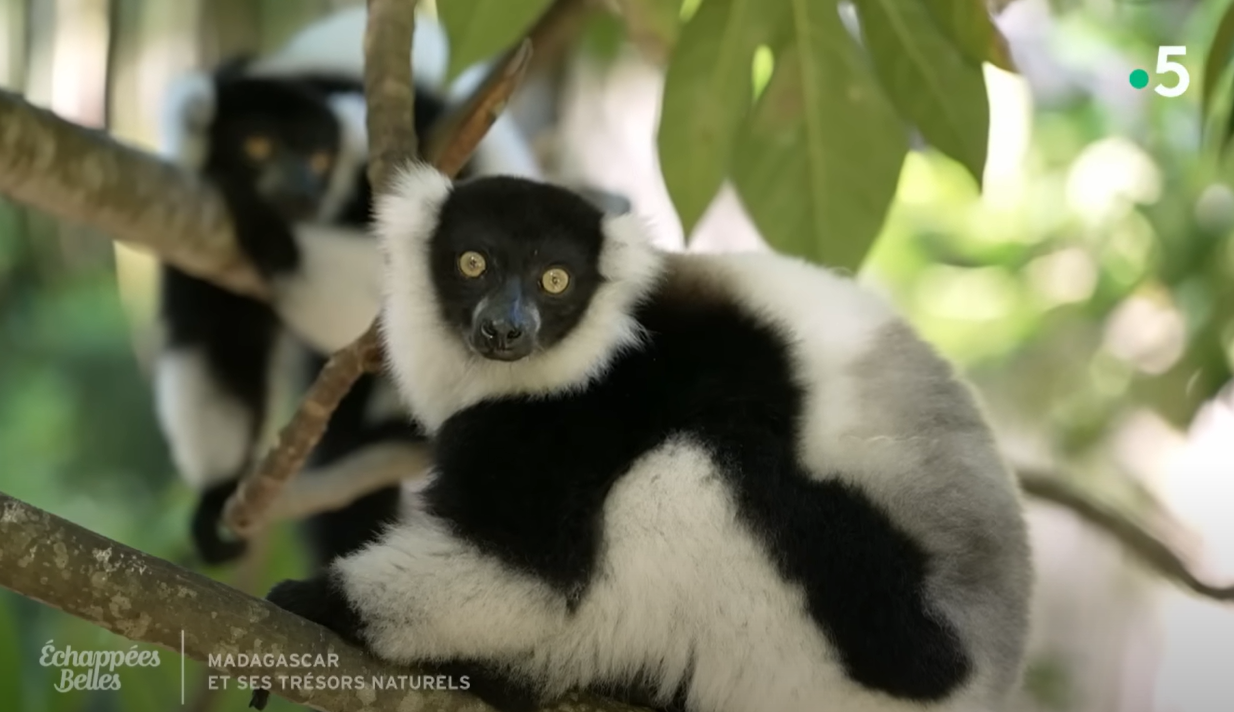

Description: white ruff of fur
[375,163,665,433]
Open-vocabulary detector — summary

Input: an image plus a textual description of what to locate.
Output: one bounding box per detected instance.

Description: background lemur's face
[428,177,607,362]
[208,79,341,221]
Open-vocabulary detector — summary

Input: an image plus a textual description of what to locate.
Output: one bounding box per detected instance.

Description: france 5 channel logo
[1130,46,1189,97]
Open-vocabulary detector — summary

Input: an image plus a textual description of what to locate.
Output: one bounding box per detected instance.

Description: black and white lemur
[252,164,1034,712]
[153,8,543,566]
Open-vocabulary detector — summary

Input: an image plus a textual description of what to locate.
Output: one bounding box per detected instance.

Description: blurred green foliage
[0,208,311,711]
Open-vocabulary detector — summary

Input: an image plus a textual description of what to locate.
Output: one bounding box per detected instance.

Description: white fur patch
[158,71,216,169]
[318,91,369,223]
[374,163,664,433]
[339,437,987,712]
[274,224,383,353]
[154,348,253,489]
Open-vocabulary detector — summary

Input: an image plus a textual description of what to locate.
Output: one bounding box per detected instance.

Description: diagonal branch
[0,89,267,299]
[223,14,535,539]
[0,491,648,712]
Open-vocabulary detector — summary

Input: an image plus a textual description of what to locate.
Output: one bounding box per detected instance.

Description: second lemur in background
[154,9,543,566]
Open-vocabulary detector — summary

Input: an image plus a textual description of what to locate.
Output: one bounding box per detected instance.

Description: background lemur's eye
[540,267,570,294]
[244,136,272,161]
[309,151,333,175]
[458,251,486,278]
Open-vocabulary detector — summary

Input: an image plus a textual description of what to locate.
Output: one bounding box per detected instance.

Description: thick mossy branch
[0,492,647,712]
[0,89,267,299]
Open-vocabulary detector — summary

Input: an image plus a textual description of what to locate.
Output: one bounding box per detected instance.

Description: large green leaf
[921,0,1015,71]
[856,0,990,186]
[656,0,786,239]
[731,0,907,272]
[1201,2,1234,143]
[438,0,552,81]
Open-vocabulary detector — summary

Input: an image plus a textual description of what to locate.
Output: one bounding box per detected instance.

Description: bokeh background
[1,0,1233,710]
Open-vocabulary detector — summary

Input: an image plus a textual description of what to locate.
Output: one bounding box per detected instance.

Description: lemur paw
[249,574,367,709]
[264,574,365,644]
[191,480,248,566]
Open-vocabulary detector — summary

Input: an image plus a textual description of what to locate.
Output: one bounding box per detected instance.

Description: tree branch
[362,0,420,191]
[0,492,647,712]
[0,89,267,299]
[1019,470,1234,601]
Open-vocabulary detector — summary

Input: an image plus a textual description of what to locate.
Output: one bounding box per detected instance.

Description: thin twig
[224,6,538,539]
[1020,470,1234,601]
[425,40,534,173]
[224,327,383,536]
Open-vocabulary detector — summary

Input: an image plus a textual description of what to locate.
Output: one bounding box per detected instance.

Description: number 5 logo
[1155,46,1190,97]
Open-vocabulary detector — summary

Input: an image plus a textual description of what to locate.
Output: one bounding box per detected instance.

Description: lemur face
[208,79,341,221]
[427,177,607,362]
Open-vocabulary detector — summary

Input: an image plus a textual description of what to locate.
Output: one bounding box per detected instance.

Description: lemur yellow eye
[541,267,570,294]
[458,251,486,278]
[244,136,272,161]
[309,151,333,175]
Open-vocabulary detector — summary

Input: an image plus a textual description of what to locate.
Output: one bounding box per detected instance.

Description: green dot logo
[1130,69,1150,89]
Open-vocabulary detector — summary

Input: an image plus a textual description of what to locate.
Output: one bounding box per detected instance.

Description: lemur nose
[480,319,524,346]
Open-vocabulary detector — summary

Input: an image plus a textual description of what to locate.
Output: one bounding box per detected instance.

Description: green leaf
[856,0,990,186]
[921,0,1015,72]
[732,0,907,272]
[1201,2,1234,142]
[438,0,552,81]
[657,0,787,238]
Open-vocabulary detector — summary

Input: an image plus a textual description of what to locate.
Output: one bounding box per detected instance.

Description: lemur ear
[159,71,217,169]
[374,162,454,252]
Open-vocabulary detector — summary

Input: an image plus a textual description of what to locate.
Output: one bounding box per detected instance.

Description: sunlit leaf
[921,0,1016,72]
[438,0,552,81]
[1201,2,1234,142]
[856,0,990,186]
[732,0,907,271]
[657,0,787,238]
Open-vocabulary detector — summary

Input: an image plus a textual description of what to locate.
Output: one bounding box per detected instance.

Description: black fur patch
[414,180,972,702]
[427,177,607,354]
[191,478,248,565]
[160,266,276,564]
